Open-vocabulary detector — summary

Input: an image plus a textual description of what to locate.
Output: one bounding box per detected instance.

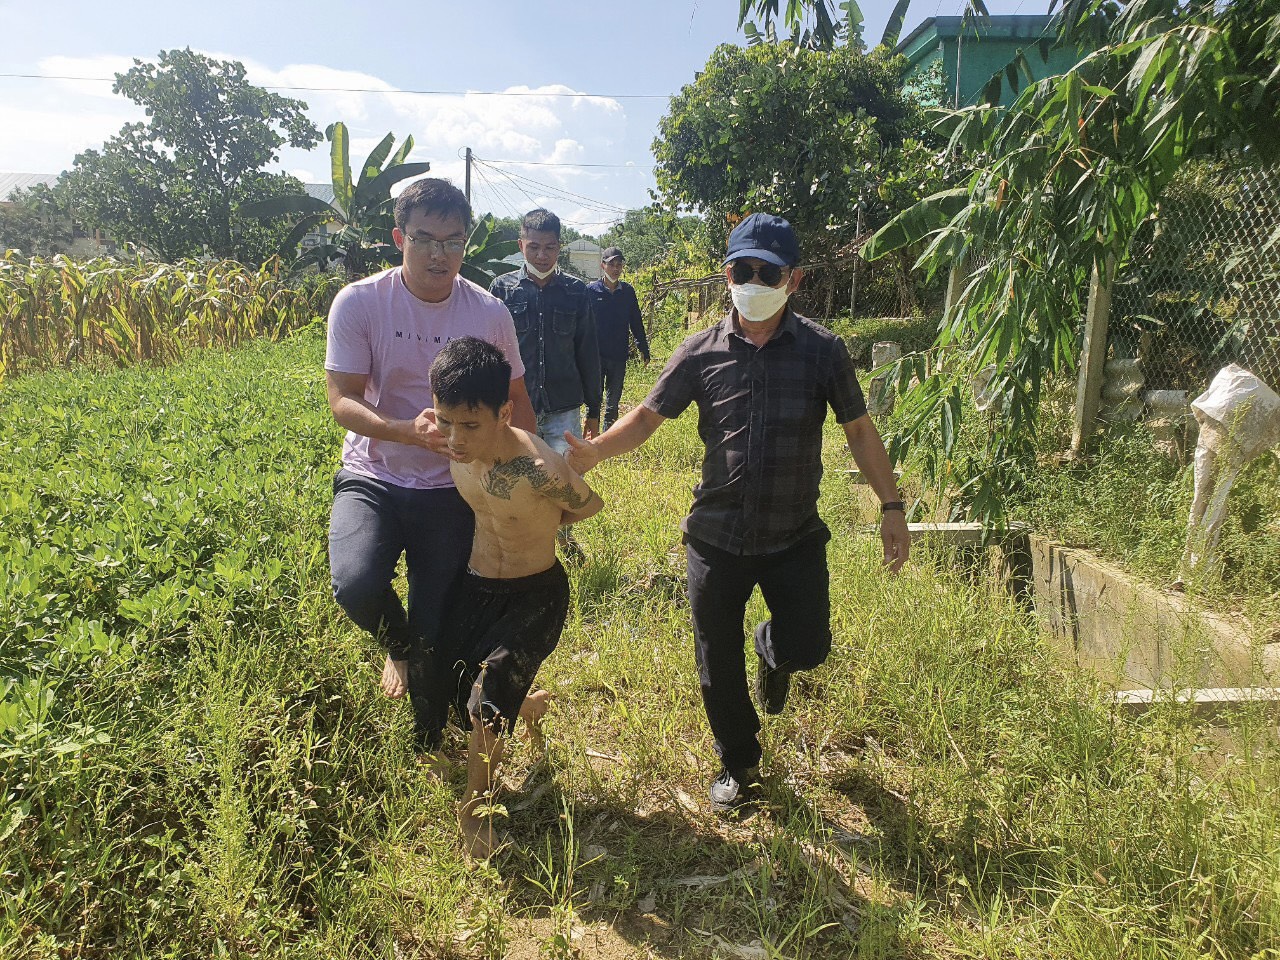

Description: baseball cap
[601,246,624,262]
[722,213,800,267]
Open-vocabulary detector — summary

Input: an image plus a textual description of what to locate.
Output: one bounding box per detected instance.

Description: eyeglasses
[730,261,786,286]
[404,233,467,256]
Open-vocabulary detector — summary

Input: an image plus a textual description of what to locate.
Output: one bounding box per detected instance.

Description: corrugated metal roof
[0,172,59,201]
[304,183,335,205]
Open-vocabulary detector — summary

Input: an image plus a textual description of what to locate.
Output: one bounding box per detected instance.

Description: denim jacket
[490,267,601,418]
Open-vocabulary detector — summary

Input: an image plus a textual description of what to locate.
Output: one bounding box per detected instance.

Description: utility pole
[464,147,472,206]
[849,191,864,318]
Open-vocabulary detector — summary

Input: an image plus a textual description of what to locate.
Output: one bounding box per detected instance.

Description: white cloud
[6,53,644,232]
[38,55,139,100]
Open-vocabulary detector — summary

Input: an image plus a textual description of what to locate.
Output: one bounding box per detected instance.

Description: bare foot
[381,655,408,698]
[460,807,506,861]
[519,689,552,745]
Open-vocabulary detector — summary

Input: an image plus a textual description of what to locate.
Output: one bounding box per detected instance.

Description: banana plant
[240,122,430,276]
[460,214,519,288]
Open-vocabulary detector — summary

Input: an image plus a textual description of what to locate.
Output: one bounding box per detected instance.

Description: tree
[862,0,1280,523]
[242,122,429,276]
[652,42,930,254]
[0,184,71,257]
[597,207,703,269]
[737,0,989,51]
[63,48,320,262]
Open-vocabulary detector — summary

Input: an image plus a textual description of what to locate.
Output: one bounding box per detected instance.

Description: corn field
[0,253,343,381]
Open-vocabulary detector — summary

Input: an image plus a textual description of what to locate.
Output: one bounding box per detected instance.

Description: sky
[1,0,1032,236]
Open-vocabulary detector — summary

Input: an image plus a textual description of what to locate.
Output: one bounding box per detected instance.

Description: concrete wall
[1024,535,1276,690]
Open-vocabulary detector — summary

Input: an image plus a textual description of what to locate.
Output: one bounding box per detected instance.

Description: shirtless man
[427,336,603,858]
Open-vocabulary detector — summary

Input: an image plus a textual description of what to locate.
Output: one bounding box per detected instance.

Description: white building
[565,238,602,279]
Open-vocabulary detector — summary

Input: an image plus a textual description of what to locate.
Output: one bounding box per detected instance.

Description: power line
[0,73,669,99]
[471,162,629,221]
[470,164,527,220]
[474,160,546,213]
[481,159,653,169]
[474,158,630,215]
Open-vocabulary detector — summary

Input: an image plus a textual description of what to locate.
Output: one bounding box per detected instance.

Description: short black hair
[520,208,561,238]
[394,178,472,233]
[429,336,511,415]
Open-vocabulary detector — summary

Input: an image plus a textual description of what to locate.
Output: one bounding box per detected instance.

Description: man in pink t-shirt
[325,178,536,753]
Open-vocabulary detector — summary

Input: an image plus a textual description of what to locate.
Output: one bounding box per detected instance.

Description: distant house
[0,171,117,257]
[298,183,343,249]
[895,15,1093,108]
[565,238,602,280]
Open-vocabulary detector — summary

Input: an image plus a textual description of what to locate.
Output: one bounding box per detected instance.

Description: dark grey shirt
[644,309,867,555]
[489,267,601,418]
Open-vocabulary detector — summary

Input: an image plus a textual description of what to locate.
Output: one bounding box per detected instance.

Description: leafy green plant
[241,122,430,276]
[460,214,519,288]
[0,252,340,381]
[2,338,1278,958]
[738,0,990,51]
[652,42,927,256]
[63,48,320,263]
[862,0,1280,525]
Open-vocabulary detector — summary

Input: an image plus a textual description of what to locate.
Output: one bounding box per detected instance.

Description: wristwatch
[880,501,905,514]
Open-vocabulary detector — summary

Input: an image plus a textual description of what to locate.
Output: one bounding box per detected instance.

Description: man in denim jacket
[489,209,602,454]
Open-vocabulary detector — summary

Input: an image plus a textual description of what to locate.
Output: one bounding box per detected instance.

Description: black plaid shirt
[644,308,867,556]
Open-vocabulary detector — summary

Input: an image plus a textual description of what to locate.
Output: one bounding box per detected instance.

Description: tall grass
[2,336,1278,958]
[0,252,342,381]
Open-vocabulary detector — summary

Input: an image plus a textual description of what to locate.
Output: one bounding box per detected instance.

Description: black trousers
[329,469,475,741]
[684,529,833,772]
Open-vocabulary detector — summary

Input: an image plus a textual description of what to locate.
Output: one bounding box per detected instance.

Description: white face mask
[525,262,557,280]
[731,281,790,324]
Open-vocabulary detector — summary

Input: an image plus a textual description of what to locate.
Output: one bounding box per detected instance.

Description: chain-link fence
[646,245,945,336]
[1110,164,1280,395]
[795,243,945,322]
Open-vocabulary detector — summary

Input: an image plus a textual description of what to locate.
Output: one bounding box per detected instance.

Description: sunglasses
[730,261,786,286]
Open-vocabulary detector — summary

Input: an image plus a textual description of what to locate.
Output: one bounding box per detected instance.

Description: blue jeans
[329,469,474,743]
[536,407,581,456]
[598,356,628,429]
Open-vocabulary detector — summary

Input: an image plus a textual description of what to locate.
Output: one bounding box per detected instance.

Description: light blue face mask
[731,281,790,323]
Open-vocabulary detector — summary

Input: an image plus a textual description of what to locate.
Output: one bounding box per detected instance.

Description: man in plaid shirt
[567,213,909,813]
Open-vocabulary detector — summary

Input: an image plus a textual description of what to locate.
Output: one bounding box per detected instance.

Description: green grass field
[3,330,1279,959]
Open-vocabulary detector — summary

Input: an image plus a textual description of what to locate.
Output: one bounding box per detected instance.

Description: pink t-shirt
[325,267,526,489]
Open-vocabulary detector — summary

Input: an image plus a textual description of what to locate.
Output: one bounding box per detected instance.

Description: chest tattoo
[481,455,590,508]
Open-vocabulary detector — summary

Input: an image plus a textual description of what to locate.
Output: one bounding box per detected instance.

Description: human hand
[408,408,453,458]
[564,431,602,475]
[583,417,600,441]
[880,509,910,574]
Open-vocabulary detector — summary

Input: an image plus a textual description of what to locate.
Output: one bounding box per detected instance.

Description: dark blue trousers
[598,356,629,428]
[329,469,474,742]
[684,529,833,772]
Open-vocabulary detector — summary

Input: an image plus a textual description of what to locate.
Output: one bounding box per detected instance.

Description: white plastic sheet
[1180,364,1280,574]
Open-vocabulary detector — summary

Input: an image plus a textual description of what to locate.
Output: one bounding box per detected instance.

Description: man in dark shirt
[489,209,601,454]
[587,246,650,430]
[566,213,909,813]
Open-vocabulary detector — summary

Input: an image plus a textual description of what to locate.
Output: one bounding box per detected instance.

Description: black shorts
[438,561,570,736]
